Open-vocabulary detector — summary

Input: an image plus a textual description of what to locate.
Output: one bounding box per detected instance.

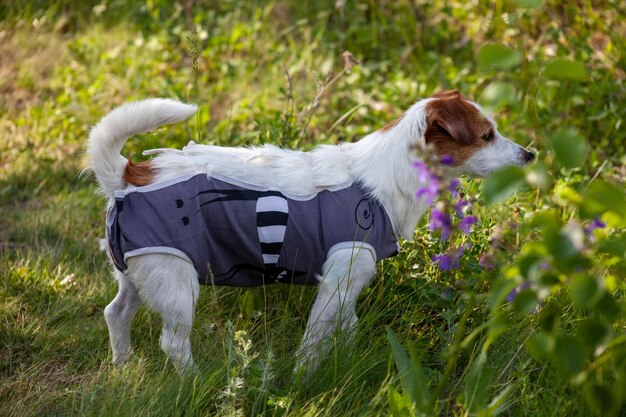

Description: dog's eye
[481,130,495,142]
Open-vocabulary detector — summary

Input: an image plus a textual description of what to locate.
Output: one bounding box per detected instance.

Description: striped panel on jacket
[256,195,288,276]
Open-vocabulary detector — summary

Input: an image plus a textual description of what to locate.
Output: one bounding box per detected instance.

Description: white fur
[464,133,529,176]
[296,246,377,368]
[87,98,198,195]
[462,102,532,176]
[89,97,530,373]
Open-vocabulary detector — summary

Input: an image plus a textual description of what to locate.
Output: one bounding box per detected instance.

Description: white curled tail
[87,98,198,195]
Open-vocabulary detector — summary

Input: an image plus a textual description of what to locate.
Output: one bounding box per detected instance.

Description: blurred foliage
[1,1,625,416]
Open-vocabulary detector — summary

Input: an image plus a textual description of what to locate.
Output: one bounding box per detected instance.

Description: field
[1,1,625,416]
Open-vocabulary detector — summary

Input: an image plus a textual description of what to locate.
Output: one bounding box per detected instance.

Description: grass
[1,1,625,416]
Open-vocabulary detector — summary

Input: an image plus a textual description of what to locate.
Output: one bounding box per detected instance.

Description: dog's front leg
[296,246,376,372]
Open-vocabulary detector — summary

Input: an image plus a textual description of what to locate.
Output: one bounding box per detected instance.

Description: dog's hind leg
[104,270,142,366]
[296,245,377,372]
[126,254,199,373]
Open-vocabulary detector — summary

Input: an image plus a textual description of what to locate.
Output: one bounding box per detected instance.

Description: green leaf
[525,161,551,190]
[552,335,586,377]
[486,312,509,346]
[565,253,593,271]
[517,253,544,281]
[513,289,538,315]
[569,274,603,309]
[386,328,433,414]
[538,304,561,332]
[388,385,413,417]
[529,210,561,231]
[482,166,527,204]
[520,241,550,259]
[577,318,610,349]
[580,180,626,220]
[555,183,582,204]
[597,293,621,323]
[583,382,621,416]
[526,331,555,361]
[544,229,579,268]
[481,384,516,417]
[481,82,516,111]
[548,128,588,169]
[537,271,561,289]
[464,352,492,413]
[478,44,522,70]
[598,238,626,258]
[543,225,588,272]
[488,279,517,311]
[240,290,256,318]
[544,58,588,81]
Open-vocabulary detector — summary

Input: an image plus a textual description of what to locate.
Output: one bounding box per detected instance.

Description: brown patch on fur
[380,116,403,133]
[424,90,493,166]
[123,160,156,186]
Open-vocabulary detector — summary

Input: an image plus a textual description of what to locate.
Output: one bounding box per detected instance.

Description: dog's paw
[112,347,134,366]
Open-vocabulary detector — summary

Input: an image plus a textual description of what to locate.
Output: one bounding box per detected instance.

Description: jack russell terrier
[88,90,535,372]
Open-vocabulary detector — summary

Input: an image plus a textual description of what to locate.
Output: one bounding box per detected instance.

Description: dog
[87,90,535,373]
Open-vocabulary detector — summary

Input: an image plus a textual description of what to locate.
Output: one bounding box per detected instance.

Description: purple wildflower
[478,253,496,270]
[454,198,469,217]
[505,281,531,303]
[449,178,461,198]
[416,182,439,205]
[459,215,477,234]
[413,160,440,205]
[440,155,454,166]
[433,245,469,271]
[413,160,433,183]
[429,208,452,241]
[433,253,454,270]
[589,217,606,230]
[585,217,606,242]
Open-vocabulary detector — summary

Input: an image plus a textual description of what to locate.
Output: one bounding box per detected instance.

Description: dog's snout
[523,150,535,164]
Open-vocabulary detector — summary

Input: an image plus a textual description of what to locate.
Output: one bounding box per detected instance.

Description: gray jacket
[106,173,399,286]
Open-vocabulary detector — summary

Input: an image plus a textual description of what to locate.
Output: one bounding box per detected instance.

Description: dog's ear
[425,92,474,145]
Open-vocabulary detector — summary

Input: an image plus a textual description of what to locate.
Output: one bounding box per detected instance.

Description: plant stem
[434,293,477,409]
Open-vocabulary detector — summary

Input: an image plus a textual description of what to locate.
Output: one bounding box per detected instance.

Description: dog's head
[422,90,534,176]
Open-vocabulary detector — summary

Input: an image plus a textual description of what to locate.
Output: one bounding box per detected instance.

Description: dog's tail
[87,98,198,195]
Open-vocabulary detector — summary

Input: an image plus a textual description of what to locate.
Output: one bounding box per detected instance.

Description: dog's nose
[523,150,535,163]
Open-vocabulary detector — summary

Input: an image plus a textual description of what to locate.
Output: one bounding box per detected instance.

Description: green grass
[1,1,625,416]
